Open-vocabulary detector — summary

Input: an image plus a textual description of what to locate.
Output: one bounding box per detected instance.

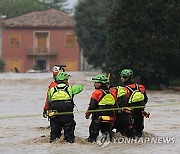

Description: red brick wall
[2,28,34,72]
[49,29,80,71]
[2,27,80,72]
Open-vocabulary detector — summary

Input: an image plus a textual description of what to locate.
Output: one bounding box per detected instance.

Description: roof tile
[3,9,75,28]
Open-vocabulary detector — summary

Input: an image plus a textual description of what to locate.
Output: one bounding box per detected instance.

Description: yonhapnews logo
[96,134,175,148]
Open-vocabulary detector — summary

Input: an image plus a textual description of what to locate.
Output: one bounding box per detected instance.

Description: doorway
[37,60,46,70]
[35,32,48,53]
[9,60,20,72]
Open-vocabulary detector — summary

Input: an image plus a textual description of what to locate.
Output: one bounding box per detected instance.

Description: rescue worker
[43,65,64,117]
[85,74,117,143]
[113,85,134,137]
[47,72,83,143]
[120,69,148,137]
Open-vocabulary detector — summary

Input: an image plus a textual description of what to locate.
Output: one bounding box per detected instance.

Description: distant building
[2,9,80,72]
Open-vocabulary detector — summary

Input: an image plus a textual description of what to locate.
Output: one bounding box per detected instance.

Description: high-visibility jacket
[48,83,83,111]
[86,88,117,117]
[123,83,148,106]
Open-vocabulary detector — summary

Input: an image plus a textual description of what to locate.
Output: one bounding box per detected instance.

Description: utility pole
[0,14,6,57]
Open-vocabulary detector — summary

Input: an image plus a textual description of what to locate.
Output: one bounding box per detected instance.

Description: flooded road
[0,72,180,154]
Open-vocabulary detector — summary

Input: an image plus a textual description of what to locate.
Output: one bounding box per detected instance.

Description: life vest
[49,85,72,102]
[117,86,127,97]
[126,84,144,104]
[48,85,74,112]
[97,89,116,123]
[98,89,116,106]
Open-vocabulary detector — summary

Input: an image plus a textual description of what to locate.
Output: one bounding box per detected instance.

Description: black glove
[43,109,48,118]
[85,111,91,119]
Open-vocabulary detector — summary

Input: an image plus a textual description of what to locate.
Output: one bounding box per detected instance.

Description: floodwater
[0,72,180,154]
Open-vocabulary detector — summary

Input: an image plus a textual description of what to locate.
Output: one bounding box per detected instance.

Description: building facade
[2,9,80,72]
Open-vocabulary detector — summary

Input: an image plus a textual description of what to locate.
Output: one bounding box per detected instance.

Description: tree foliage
[41,0,71,13]
[74,0,116,68]
[0,0,69,19]
[0,0,47,19]
[106,0,180,88]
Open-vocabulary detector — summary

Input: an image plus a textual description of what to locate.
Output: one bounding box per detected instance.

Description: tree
[106,0,180,88]
[41,0,71,13]
[0,0,70,19]
[0,0,48,19]
[74,0,116,68]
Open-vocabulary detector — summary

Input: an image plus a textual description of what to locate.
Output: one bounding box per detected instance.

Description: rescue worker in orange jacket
[119,69,148,137]
[112,85,134,137]
[43,65,64,117]
[85,74,117,143]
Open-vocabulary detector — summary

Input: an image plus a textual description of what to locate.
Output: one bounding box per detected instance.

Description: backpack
[98,89,115,106]
[126,84,144,104]
[98,89,116,122]
[49,85,74,111]
[50,85,72,101]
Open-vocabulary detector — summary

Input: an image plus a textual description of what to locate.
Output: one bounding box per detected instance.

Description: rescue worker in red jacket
[120,69,148,137]
[113,85,134,137]
[43,65,64,117]
[85,74,117,143]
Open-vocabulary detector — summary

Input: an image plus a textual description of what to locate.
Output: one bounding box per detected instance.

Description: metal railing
[26,47,58,56]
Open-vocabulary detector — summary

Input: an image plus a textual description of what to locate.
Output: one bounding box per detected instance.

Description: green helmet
[92,74,109,84]
[120,69,133,77]
[56,72,70,81]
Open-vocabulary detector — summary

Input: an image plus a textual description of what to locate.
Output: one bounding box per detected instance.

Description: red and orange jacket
[43,81,58,110]
[86,88,117,117]
[124,83,148,104]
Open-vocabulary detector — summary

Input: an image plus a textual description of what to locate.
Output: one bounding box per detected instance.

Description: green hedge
[0,57,5,72]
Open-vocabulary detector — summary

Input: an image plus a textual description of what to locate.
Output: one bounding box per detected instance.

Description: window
[10,34,20,46]
[65,34,78,46]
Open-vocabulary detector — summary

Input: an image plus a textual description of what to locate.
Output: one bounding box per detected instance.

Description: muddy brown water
[0,72,180,153]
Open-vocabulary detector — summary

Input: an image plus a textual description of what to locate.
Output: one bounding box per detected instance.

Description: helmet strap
[99,83,109,90]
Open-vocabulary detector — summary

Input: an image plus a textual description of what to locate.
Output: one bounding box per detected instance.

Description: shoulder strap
[100,89,108,95]
[53,85,72,99]
[126,85,134,92]
[54,86,58,93]
[64,86,72,98]
[98,89,115,106]
[54,85,67,92]
[98,89,109,102]
[135,84,139,90]
[126,84,140,92]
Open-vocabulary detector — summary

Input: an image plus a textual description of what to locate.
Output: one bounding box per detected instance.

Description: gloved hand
[85,111,91,119]
[43,109,48,118]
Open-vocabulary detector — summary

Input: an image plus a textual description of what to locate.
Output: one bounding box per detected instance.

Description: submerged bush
[0,57,5,72]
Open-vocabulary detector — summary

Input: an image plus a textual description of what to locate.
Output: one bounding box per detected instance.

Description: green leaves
[0,0,69,19]
[0,57,5,72]
[0,0,46,19]
[74,0,116,68]
[106,0,180,88]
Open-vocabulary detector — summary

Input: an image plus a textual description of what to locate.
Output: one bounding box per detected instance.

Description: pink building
[2,9,80,72]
